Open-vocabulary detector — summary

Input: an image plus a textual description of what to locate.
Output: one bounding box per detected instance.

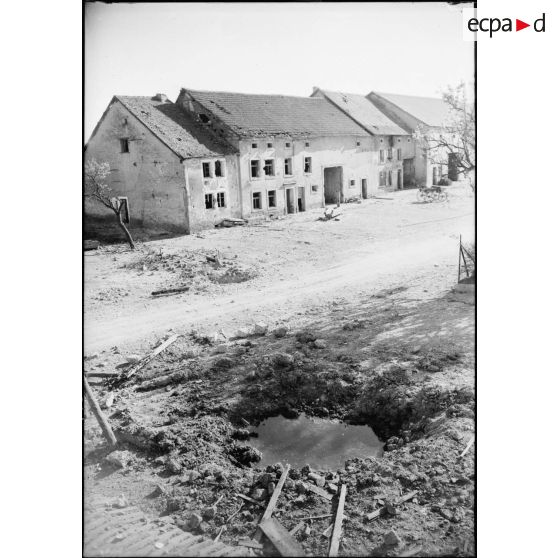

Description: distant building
[85,87,451,238]
[366,92,452,186]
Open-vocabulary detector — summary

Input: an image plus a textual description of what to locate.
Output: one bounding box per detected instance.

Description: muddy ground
[84,185,475,556]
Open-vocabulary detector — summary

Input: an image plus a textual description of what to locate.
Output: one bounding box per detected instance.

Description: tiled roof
[183,89,370,138]
[368,92,450,128]
[115,96,236,159]
[316,89,408,136]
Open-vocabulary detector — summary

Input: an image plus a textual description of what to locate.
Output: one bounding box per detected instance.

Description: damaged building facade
[85,87,451,236]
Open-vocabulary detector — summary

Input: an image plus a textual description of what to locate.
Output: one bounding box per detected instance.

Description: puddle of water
[249,414,383,470]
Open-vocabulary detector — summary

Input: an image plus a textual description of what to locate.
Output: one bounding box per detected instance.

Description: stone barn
[85,94,239,237]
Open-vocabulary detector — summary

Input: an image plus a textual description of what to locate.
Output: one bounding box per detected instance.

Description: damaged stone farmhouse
[85,87,451,236]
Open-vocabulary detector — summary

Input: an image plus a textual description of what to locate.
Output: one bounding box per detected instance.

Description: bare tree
[417,82,476,190]
[84,159,136,249]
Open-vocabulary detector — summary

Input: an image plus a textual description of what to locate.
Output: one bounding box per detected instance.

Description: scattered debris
[84,239,100,251]
[121,334,180,380]
[459,435,475,458]
[215,218,247,228]
[383,529,402,547]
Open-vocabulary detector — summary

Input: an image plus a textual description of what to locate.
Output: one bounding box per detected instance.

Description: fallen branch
[83,376,117,446]
[151,286,190,297]
[329,484,347,557]
[226,503,244,523]
[123,334,179,380]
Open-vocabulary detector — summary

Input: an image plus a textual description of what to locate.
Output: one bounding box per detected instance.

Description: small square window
[407,138,411,142]
[205,193,214,209]
[267,142,273,148]
[380,138,384,143]
[214,160,224,177]
[264,159,275,176]
[250,160,260,178]
[252,143,258,149]
[284,157,293,176]
[311,184,318,193]
[350,179,356,187]
[216,192,226,208]
[120,138,129,153]
[356,141,361,147]
[202,162,212,178]
[398,138,401,143]
[285,142,291,148]
[268,190,276,208]
[305,142,310,147]
[304,157,312,173]
[252,192,262,210]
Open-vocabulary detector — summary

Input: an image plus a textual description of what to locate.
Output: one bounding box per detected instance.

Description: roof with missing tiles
[315,89,409,136]
[115,95,236,159]
[368,92,451,129]
[182,89,370,138]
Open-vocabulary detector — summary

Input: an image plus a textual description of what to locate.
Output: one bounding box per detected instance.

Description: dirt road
[85,186,474,354]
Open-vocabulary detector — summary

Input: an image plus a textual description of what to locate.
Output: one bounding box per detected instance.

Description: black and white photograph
[83,2,476,556]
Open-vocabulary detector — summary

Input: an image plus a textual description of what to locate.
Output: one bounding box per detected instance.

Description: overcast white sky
[85,2,474,140]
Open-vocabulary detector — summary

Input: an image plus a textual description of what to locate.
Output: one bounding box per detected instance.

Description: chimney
[153,93,167,102]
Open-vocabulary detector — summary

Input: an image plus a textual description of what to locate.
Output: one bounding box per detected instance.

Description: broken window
[205,193,214,209]
[379,150,385,163]
[268,190,277,208]
[350,179,356,188]
[216,192,226,207]
[397,148,402,161]
[379,171,386,186]
[311,184,318,193]
[264,159,275,176]
[250,160,260,178]
[118,197,130,223]
[267,142,273,148]
[215,160,224,177]
[304,157,312,173]
[202,162,212,178]
[284,158,293,176]
[120,138,129,153]
[252,192,262,210]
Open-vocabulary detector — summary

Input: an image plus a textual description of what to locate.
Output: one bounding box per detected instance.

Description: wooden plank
[124,334,179,379]
[83,376,117,446]
[328,484,347,557]
[459,436,475,458]
[254,464,290,543]
[238,539,264,550]
[151,286,190,297]
[396,490,418,505]
[259,517,305,557]
[305,482,333,501]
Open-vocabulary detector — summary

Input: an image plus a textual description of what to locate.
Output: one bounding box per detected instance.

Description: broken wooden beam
[137,370,187,391]
[366,490,419,521]
[124,334,179,380]
[289,522,305,536]
[328,484,347,557]
[396,490,419,505]
[259,517,305,557]
[83,376,117,446]
[305,482,333,501]
[151,286,190,297]
[86,370,119,378]
[238,539,264,550]
[254,464,290,543]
